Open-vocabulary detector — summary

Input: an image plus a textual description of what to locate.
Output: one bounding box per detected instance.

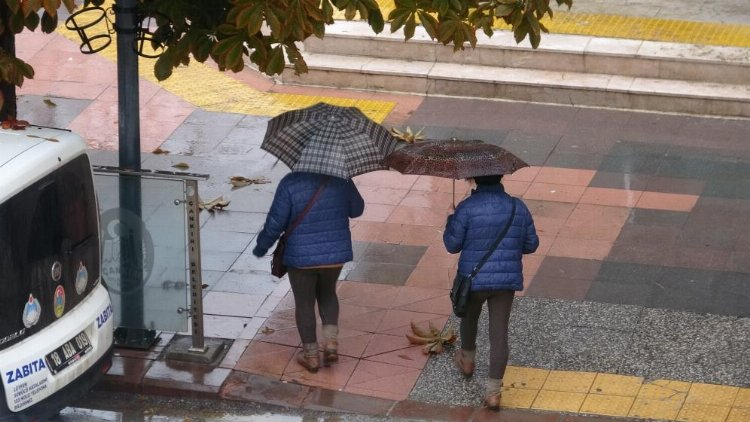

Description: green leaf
[9,10,24,33]
[224,43,244,70]
[526,12,540,36]
[42,0,58,17]
[513,19,529,43]
[191,36,213,62]
[154,54,173,81]
[368,9,384,33]
[40,11,56,33]
[418,11,438,39]
[266,46,285,75]
[5,0,19,14]
[24,10,40,31]
[15,58,34,78]
[265,7,282,36]
[404,13,415,40]
[494,4,515,17]
[389,9,410,32]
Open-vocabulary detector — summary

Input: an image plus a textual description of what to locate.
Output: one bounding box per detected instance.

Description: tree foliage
[0,0,573,87]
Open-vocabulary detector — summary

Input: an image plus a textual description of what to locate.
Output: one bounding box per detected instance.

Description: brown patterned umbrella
[382,138,528,207]
[383,138,528,178]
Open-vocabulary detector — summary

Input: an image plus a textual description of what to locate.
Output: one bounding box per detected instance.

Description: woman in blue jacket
[253,172,364,373]
[443,174,539,410]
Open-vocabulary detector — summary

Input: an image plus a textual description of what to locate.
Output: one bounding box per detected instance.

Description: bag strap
[283,176,330,239]
[468,198,516,279]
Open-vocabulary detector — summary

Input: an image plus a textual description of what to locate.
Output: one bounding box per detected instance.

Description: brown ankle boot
[322,325,338,367]
[484,378,502,411]
[484,392,501,411]
[297,343,320,373]
[454,349,475,377]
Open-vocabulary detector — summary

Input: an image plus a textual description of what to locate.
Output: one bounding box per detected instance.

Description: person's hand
[252,245,266,258]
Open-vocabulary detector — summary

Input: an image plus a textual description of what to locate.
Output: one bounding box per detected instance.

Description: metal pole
[185,180,207,353]
[114,0,155,348]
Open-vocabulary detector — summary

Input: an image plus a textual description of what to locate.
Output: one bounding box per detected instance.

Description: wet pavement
[13,1,750,421]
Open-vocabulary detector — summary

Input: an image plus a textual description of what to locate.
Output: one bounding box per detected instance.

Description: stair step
[279,53,750,118]
[303,21,750,85]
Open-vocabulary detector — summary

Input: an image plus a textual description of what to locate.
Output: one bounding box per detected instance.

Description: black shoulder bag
[450,199,516,317]
[271,177,330,278]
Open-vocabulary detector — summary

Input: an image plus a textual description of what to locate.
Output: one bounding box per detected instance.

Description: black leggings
[288,267,342,344]
[460,290,515,379]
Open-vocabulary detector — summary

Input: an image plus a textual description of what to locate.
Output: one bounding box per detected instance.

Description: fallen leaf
[199,196,230,212]
[172,162,189,170]
[260,326,275,335]
[230,175,271,188]
[406,321,456,355]
[152,147,170,154]
[43,98,57,107]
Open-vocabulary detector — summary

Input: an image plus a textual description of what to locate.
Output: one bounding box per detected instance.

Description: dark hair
[473,175,502,186]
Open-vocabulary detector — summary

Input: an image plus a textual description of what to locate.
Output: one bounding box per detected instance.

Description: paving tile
[525,199,576,220]
[234,341,295,378]
[355,170,418,189]
[734,388,750,408]
[499,387,540,409]
[220,372,309,408]
[303,387,395,416]
[546,237,613,261]
[203,291,265,317]
[376,223,442,246]
[359,242,427,265]
[504,366,550,390]
[542,371,597,393]
[590,373,644,397]
[350,221,386,241]
[579,394,635,418]
[635,191,698,212]
[588,171,651,191]
[345,262,415,285]
[283,354,359,391]
[628,396,683,421]
[360,333,413,358]
[536,257,603,280]
[345,360,422,401]
[532,390,586,413]
[388,204,451,226]
[686,383,740,407]
[525,275,593,301]
[645,175,705,195]
[100,355,152,392]
[364,345,430,369]
[728,407,750,422]
[535,167,597,186]
[405,264,454,290]
[358,186,410,205]
[505,166,542,182]
[375,309,446,335]
[579,187,642,208]
[545,152,605,170]
[523,182,587,203]
[676,402,731,422]
[399,189,456,209]
[142,360,231,397]
[358,203,396,222]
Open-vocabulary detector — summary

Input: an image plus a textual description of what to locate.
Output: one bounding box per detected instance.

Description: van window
[0,154,100,350]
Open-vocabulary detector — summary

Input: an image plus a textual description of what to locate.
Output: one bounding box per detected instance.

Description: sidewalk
[14,3,750,421]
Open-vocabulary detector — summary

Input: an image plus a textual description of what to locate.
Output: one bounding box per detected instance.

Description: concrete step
[275,21,750,118]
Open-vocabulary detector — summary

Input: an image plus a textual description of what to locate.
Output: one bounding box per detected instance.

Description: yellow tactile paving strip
[503,367,750,421]
[55,1,395,123]
[372,1,750,48]
[57,3,748,421]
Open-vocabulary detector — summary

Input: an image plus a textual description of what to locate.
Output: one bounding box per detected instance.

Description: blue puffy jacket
[253,172,364,268]
[443,184,539,291]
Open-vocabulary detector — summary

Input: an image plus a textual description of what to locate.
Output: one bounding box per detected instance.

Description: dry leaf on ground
[230,175,271,188]
[172,162,189,170]
[152,147,170,154]
[405,321,456,354]
[199,196,230,212]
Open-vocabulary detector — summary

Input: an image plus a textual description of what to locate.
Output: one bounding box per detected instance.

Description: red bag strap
[283,176,330,238]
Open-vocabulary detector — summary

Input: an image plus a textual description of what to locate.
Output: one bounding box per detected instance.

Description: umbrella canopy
[382,138,528,179]
[261,102,399,179]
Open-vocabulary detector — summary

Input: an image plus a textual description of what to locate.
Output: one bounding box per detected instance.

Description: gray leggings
[460,290,515,379]
[288,267,342,344]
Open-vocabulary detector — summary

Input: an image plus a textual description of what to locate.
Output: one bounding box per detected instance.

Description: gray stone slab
[359,243,426,266]
[200,230,254,253]
[344,262,415,286]
[200,210,267,234]
[18,95,91,128]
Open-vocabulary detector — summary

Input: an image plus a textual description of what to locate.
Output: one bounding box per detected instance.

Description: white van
[0,126,113,420]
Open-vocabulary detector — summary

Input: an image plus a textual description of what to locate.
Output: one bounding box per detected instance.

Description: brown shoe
[323,340,338,367]
[297,351,319,373]
[484,392,501,411]
[454,350,475,377]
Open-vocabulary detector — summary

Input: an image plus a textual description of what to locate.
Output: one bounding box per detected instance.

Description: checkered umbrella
[261,103,399,179]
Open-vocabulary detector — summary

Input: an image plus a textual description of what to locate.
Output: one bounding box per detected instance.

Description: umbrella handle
[452,179,456,210]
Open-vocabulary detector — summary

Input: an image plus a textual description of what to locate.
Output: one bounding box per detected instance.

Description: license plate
[45,331,93,375]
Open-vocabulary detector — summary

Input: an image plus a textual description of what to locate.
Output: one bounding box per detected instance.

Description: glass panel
[94,173,189,332]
